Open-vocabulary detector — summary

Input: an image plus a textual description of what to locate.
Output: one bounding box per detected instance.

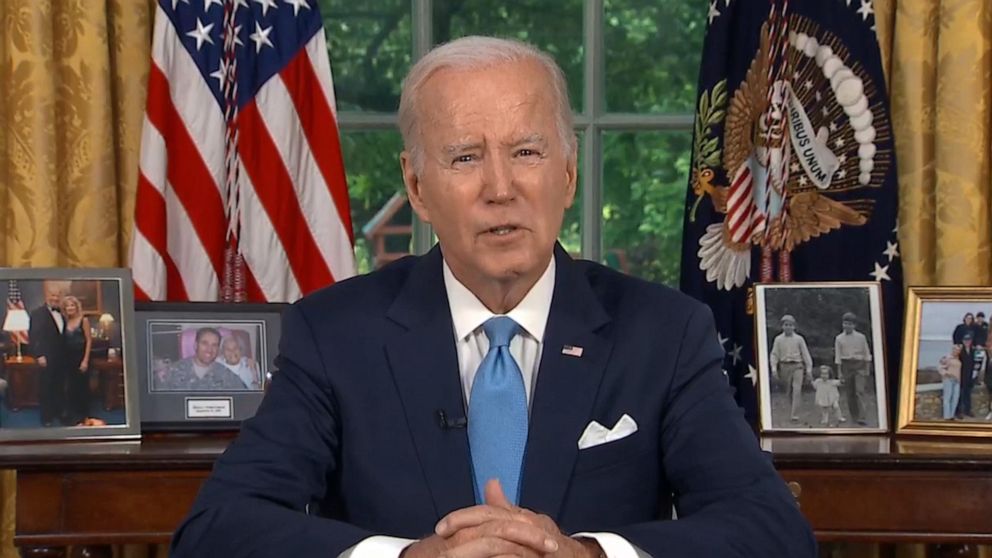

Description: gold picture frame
[897,287,992,437]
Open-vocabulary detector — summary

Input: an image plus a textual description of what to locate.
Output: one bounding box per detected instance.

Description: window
[321,0,705,284]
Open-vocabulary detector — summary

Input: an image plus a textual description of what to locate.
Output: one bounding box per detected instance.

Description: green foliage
[338,131,407,273]
[604,0,705,113]
[603,132,692,285]
[321,1,412,111]
[434,0,584,111]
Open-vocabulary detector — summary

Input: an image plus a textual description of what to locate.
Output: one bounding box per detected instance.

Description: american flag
[5,280,28,345]
[130,0,356,303]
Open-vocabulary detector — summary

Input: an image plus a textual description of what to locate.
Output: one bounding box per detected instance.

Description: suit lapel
[520,246,612,519]
[384,247,476,517]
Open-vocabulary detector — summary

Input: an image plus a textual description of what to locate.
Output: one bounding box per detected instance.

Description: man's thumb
[483,479,512,509]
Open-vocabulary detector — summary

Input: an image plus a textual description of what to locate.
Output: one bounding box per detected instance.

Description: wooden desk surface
[0,435,990,549]
[0,434,232,471]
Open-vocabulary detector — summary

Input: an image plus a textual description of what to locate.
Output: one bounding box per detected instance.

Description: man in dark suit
[28,281,67,426]
[172,36,815,558]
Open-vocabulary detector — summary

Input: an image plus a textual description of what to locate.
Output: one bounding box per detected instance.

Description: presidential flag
[131,0,356,303]
[680,0,902,424]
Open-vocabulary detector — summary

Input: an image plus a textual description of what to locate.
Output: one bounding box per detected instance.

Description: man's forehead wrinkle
[442,140,483,154]
[505,133,547,146]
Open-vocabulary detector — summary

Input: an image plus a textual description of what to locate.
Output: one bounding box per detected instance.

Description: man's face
[222,339,242,365]
[842,320,855,332]
[782,322,795,334]
[43,284,61,308]
[401,59,577,292]
[194,332,220,366]
[978,316,986,325]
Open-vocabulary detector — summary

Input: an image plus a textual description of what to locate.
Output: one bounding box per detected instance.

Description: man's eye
[453,155,475,164]
[516,149,538,157]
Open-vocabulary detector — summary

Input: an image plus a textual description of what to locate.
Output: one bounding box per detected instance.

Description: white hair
[398,36,577,173]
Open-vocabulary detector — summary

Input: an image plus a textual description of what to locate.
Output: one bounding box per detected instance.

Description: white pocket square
[577,414,638,450]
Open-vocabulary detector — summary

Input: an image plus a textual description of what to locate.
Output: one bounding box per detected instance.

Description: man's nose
[481,153,515,203]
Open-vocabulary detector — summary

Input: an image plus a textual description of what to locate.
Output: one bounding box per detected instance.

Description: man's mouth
[486,225,519,236]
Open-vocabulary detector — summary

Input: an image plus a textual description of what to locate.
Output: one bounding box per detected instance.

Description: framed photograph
[135,302,286,430]
[0,269,140,441]
[755,282,888,434]
[897,287,992,437]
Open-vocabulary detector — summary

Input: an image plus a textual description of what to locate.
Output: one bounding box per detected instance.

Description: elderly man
[28,281,68,426]
[156,327,246,391]
[172,37,815,557]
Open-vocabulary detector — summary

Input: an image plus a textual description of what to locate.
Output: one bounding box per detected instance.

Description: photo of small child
[812,365,845,426]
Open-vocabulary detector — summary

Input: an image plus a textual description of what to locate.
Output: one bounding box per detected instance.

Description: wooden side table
[769,436,992,543]
[89,357,124,411]
[4,357,39,412]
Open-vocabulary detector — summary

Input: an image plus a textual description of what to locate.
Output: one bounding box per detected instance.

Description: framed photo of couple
[754,282,889,434]
[0,268,140,442]
[134,302,286,431]
[897,287,992,437]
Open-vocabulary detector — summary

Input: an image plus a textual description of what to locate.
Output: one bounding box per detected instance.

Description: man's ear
[400,151,431,223]
[563,142,578,208]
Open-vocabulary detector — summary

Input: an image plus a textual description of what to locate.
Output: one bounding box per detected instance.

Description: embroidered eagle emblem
[690,17,889,291]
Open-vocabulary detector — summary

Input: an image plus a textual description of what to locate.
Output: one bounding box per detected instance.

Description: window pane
[604,0,706,113]
[321,1,412,112]
[601,131,691,286]
[340,130,410,273]
[433,0,584,112]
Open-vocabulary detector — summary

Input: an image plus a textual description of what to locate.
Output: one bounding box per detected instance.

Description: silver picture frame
[0,268,140,441]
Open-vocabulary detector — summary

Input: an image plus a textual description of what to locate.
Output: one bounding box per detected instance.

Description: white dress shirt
[341,257,646,558]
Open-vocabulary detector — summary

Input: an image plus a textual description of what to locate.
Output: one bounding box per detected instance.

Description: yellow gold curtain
[841,1,992,557]
[0,0,154,556]
[879,0,992,286]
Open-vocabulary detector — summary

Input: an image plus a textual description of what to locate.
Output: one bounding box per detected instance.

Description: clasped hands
[402,480,602,558]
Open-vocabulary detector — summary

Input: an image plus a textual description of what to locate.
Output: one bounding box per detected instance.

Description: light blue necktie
[468,316,528,505]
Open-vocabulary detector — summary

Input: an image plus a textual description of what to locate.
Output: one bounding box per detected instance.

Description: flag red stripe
[134,173,169,265]
[243,263,267,303]
[281,49,354,245]
[144,63,227,281]
[134,172,192,301]
[164,253,191,301]
[237,101,334,295]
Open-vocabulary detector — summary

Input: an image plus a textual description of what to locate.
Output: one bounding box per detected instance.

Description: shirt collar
[442,256,555,343]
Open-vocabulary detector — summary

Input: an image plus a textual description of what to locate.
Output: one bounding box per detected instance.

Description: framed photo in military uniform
[135,302,286,431]
[897,287,992,437]
[755,282,888,434]
[0,268,140,442]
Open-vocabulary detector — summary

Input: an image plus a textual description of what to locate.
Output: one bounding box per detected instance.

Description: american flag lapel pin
[561,345,584,358]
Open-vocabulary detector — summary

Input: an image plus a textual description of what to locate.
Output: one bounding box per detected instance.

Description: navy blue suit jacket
[172,245,816,557]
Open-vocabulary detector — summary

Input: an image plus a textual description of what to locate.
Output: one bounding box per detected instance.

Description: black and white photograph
[755,282,888,434]
[0,269,139,441]
[135,302,285,430]
[898,287,992,437]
